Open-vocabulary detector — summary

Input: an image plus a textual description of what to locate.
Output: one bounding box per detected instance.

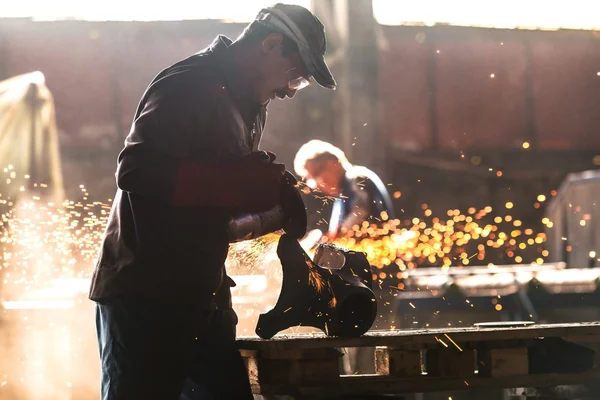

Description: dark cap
[255,4,337,90]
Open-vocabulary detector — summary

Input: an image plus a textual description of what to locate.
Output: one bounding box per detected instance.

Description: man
[294,139,394,375]
[294,139,394,239]
[89,4,336,399]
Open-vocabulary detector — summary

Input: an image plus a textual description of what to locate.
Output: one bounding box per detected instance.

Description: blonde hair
[293,140,352,178]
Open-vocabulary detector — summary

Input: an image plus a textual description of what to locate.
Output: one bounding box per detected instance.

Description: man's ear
[261,33,284,55]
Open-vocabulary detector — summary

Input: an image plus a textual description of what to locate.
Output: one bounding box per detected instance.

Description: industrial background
[2,1,600,399]
[2,8,599,217]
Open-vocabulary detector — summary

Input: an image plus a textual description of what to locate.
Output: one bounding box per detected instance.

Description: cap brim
[301,50,336,90]
[252,9,336,89]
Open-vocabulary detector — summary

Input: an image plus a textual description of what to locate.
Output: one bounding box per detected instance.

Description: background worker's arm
[116,70,284,212]
[338,176,392,234]
[333,180,374,238]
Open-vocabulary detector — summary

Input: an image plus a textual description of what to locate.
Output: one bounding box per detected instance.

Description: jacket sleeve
[339,190,371,231]
[339,176,393,231]
[339,177,384,232]
[116,70,284,212]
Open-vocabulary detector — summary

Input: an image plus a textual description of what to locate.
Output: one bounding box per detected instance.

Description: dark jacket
[328,166,394,235]
[89,36,283,308]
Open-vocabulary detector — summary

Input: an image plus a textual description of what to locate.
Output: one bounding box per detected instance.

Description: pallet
[251,371,600,398]
[237,322,600,399]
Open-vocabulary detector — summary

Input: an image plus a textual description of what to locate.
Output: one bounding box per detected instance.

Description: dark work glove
[232,151,285,212]
[242,151,277,164]
[280,171,307,239]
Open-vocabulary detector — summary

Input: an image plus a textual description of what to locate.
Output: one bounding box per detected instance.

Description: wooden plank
[251,370,600,397]
[241,348,341,360]
[426,348,476,377]
[243,348,343,386]
[375,347,422,376]
[479,348,529,377]
[237,322,600,352]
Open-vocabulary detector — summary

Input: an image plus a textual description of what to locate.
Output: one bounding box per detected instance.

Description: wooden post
[426,41,439,149]
[312,0,386,178]
[0,22,7,81]
[522,37,537,149]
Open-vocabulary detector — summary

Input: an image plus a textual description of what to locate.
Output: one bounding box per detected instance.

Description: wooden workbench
[237,322,600,399]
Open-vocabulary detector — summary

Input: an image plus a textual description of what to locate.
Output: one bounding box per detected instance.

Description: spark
[443,333,463,352]
[307,261,325,292]
[435,336,449,348]
[0,167,550,353]
[328,293,338,308]
[326,203,546,273]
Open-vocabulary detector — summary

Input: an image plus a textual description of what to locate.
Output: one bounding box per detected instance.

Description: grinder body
[228,170,307,242]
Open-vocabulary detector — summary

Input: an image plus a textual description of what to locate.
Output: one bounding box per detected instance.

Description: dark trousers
[95,295,253,400]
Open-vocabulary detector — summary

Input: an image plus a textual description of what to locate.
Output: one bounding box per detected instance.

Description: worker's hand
[299,229,324,251]
[264,151,277,163]
[218,152,285,213]
[242,150,277,164]
[280,171,307,239]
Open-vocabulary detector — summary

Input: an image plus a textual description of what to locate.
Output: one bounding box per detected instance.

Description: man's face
[305,159,343,196]
[255,34,311,105]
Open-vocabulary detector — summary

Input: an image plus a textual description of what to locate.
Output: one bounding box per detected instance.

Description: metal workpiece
[255,234,377,339]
